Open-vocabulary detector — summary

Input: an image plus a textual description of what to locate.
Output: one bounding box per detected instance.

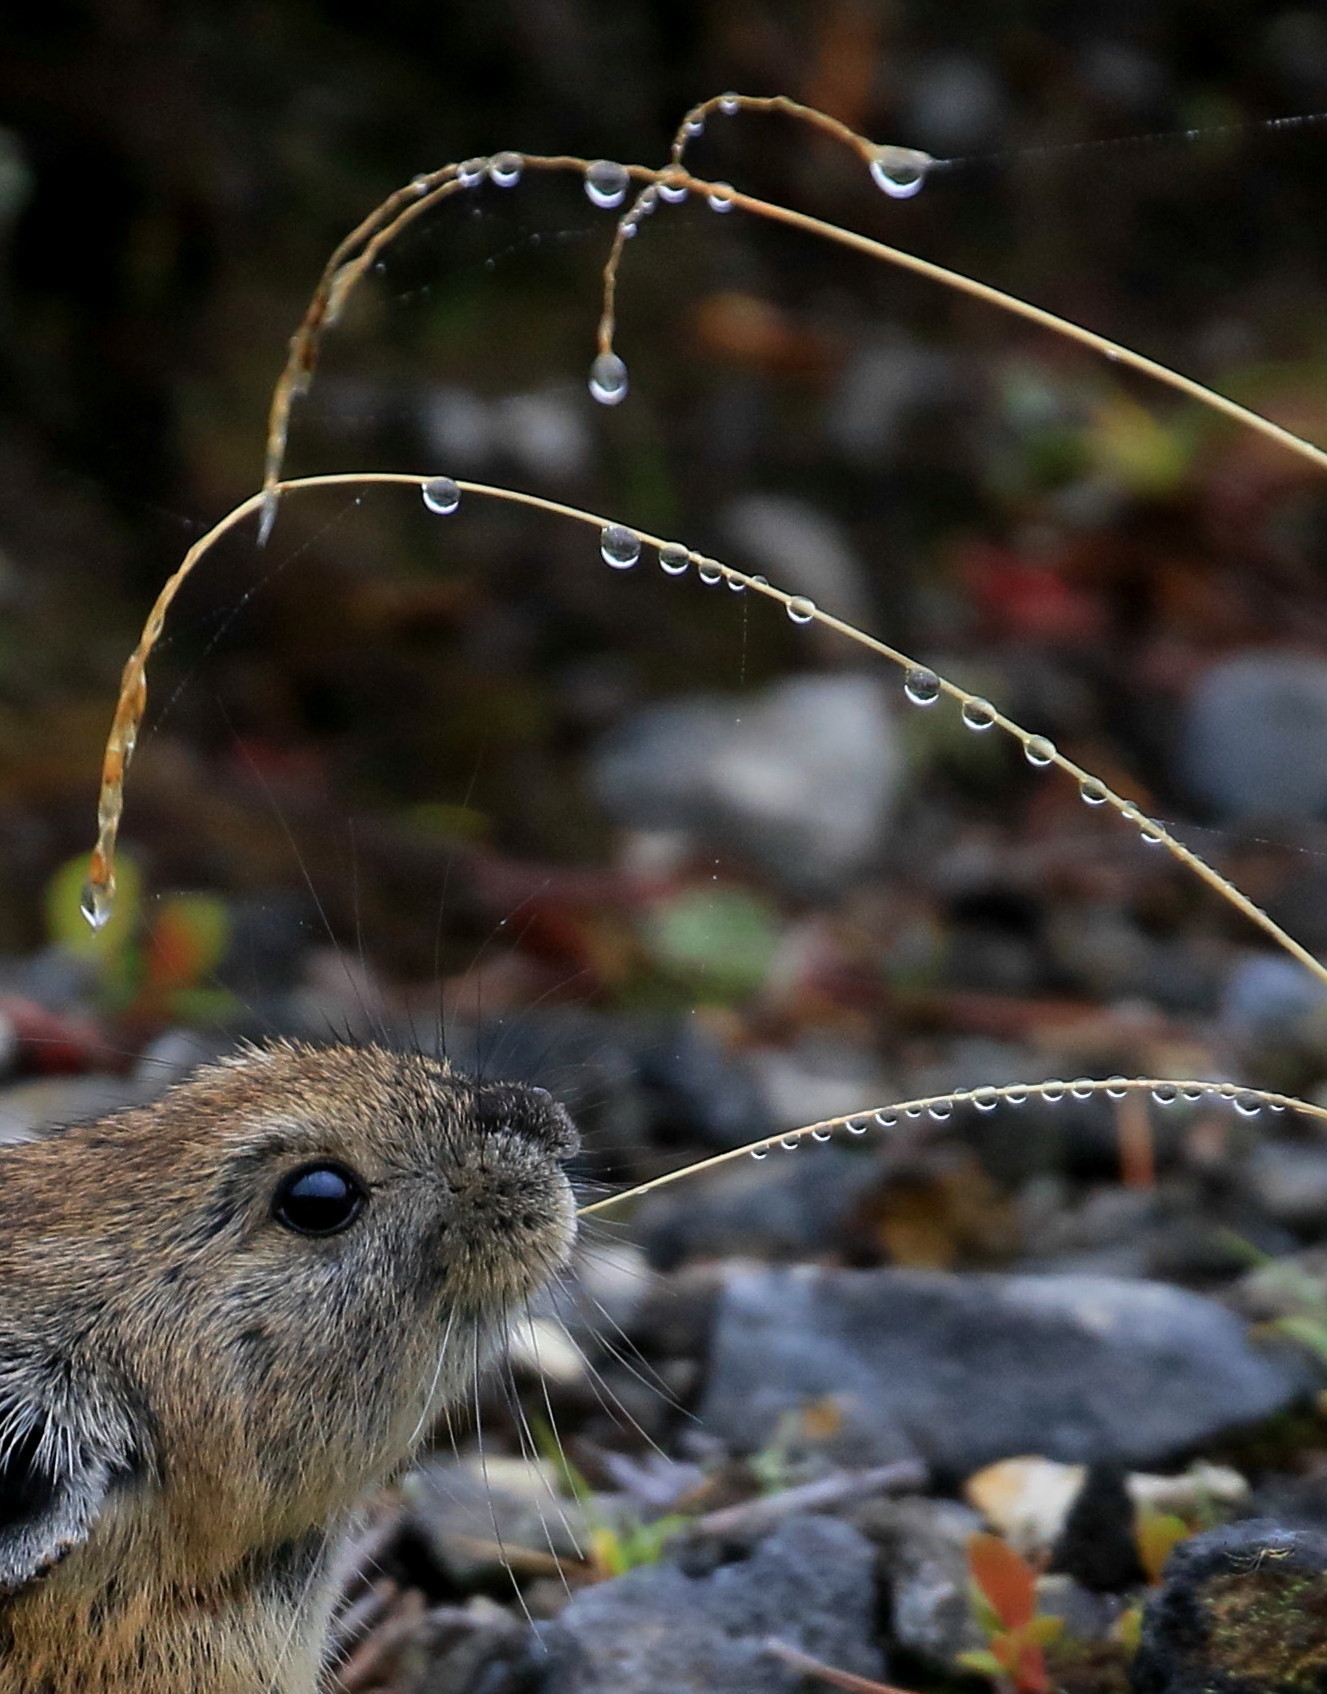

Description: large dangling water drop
[80,881,114,931]
[588,352,629,406]
[869,145,934,199]
[903,667,941,706]
[600,524,641,569]
[421,477,461,515]
[585,160,631,208]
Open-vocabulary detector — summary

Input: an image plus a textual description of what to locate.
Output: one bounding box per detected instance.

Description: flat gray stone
[536,1515,883,1694]
[698,1267,1309,1474]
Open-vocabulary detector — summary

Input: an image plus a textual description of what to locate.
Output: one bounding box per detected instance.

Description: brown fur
[0,1040,579,1692]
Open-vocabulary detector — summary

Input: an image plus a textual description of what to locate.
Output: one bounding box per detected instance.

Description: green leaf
[957,1649,1006,1678]
[45,854,141,961]
[642,887,780,1001]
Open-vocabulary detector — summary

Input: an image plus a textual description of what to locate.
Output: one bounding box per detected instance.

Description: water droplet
[600,524,641,569]
[80,881,113,931]
[588,351,629,406]
[1234,1092,1262,1117]
[961,698,996,732]
[421,477,461,515]
[1216,1083,1238,1100]
[697,559,723,586]
[410,174,432,196]
[904,1105,924,1119]
[657,172,689,204]
[973,1088,999,1112]
[1070,1079,1095,1100]
[585,160,631,208]
[1024,735,1056,767]
[928,1100,953,1121]
[779,1135,801,1151]
[489,152,523,188]
[903,667,941,706]
[1181,1085,1205,1102]
[869,144,933,199]
[750,1146,769,1160]
[786,596,816,624]
[725,573,746,593]
[847,1116,871,1135]
[659,543,690,576]
[810,1126,833,1142]
[683,116,705,138]
[1006,1088,1028,1107]
[458,156,489,189]
[1041,1081,1067,1102]
[719,92,741,114]
[1079,778,1110,806]
[707,182,735,212]
[872,1111,896,1130]
[1105,1077,1129,1100]
[618,217,638,240]
[636,187,658,217]
[1152,1084,1179,1105]
[1139,817,1166,845]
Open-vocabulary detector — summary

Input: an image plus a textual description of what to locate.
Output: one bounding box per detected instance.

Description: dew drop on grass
[708,183,735,212]
[1234,1093,1263,1117]
[658,543,690,576]
[904,1106,924,1119]
[1152,1083,1179,1105]
[869,145,933,199]
[1070,1078,1095,1100]
[1181,1085,1205,1102]
[872,1111,896,1130]
[719,91,741,114]
[458,156,489,188]
[1139,817,1166,844]
[810,1126,833,1142]
[904,667,941,705]
[588,352,629,406]
[786,596,816,624]
[928,1100,953,1121]
[726,573,746,592]
[697,559,723,585]
[1041,1081,1067,1102]
[973,1088,999,1112]
[489,152,522,187]
[961,698,996,731]
[779,1135,801,1151]
[636,187,658,217]
[585,160,630,208]
[750,1146,769,1160]
[848,1116,871,1135]
[657,172,688,204]
[619,217,638,240]
[600,524,641,568]
[1106,1077,1129,1099]
[683,116,705,138]
[1024,735,1056,767]
[80,881,113,931]
[1079,777,1110,806]
[1006,1088,1029,1106]
[421,477,461,515]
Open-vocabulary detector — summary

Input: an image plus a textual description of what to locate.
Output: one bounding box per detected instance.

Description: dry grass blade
[763,1637,921,1694]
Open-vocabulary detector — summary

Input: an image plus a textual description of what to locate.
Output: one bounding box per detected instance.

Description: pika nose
[474,1083,580,1162]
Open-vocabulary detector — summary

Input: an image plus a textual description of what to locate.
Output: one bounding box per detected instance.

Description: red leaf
[968,1533,1038,1631]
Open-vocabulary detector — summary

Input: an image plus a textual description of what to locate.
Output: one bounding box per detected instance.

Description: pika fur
[0,1039,579,1693]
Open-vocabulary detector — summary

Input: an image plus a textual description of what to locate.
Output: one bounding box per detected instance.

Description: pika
[0,1039,579,1693]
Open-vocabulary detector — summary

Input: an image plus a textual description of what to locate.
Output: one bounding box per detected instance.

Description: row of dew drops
[421,93,934,414]
[418,488,1163,825]
[749,1080,1283,1158]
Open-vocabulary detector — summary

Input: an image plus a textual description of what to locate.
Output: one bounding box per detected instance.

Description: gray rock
[1179,652,1327,818]
[698,1267,1308,1475]
[591,674,904,894]
[536,1515,884,1694]
[855,1495,985,1666]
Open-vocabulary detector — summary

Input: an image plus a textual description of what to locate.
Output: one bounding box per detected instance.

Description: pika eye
[271,1163,367,1236]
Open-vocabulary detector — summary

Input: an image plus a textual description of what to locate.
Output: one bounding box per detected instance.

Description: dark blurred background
[5,0,1327,1155]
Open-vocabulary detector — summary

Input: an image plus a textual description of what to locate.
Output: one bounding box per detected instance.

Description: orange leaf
[968,1533,1038,1631]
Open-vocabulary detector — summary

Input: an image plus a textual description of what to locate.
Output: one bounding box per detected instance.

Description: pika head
[0,1040,579,1693]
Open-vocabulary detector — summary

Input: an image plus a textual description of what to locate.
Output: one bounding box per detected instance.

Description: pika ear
[0,1385,129,1596]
